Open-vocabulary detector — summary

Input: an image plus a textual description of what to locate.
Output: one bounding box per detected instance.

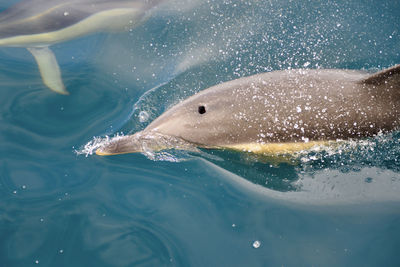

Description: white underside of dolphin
[0,0,159,94]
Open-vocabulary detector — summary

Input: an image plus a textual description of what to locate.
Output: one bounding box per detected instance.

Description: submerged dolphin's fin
[361,64,400,86]
[27,47,68,95]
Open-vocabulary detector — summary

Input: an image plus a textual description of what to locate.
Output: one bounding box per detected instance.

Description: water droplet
[138,111,150,123]
[63,12,69,16]
[252,240,261,248]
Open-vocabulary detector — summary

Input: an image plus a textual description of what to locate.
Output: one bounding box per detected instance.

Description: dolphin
[0,0,161,94]
[96,64,400,155]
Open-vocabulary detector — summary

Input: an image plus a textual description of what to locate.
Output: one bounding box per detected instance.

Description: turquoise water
[1,0,400,266]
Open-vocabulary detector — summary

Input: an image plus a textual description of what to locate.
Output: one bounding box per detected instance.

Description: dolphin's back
[145,67,400,145]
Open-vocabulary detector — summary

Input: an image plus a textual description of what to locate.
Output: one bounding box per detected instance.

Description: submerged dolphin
[96,64,400,155]
[0,0,161,94]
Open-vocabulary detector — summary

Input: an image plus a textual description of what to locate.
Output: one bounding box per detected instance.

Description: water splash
[76,132,200,162]
[298,132,400,173]
[75,134,121,157]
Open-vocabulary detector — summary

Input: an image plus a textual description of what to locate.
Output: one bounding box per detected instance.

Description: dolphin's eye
[198,105,206,114]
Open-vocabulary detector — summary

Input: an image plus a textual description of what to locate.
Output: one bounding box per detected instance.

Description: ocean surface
[1,0,400,266]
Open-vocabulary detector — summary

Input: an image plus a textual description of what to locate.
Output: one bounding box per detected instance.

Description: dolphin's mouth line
[95,131,197,156]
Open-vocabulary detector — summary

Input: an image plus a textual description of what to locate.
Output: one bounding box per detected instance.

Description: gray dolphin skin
[0,0,161,94]
[97,64,400,155]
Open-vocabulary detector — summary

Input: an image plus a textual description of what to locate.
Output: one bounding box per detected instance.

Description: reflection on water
[1,0,400,266]
[201,132,400,193]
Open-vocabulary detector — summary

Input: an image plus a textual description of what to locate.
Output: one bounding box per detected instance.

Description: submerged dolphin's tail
[27,47,68,95]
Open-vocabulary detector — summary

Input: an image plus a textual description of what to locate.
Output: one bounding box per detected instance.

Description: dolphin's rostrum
[97,64,400,155]
[0,0,162,94]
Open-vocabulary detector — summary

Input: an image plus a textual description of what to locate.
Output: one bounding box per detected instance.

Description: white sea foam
[75,134,125,157]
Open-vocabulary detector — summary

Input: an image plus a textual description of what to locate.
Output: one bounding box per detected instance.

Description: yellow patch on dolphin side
[224,141,333,154]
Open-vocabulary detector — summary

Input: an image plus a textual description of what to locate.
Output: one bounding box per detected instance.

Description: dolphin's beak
[96,134,143,156]
[95,131,195,156]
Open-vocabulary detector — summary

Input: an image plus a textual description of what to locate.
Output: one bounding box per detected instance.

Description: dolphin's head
[143,88,241,146]
[96,86,247,155]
